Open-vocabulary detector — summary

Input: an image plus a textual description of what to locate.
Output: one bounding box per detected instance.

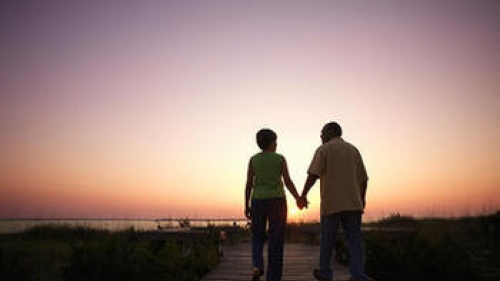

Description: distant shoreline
[0,218,249,234]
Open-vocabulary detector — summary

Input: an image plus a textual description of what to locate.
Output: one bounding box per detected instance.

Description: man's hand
[245,206,252,220]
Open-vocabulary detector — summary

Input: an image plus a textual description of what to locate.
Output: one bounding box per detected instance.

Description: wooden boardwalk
[202,243,350,281]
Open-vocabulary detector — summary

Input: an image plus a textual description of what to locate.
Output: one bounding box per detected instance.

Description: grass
[363,228,477,281]
[0,225,220,281]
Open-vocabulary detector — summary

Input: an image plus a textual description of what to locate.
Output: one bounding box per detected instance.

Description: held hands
[296,195,309,210]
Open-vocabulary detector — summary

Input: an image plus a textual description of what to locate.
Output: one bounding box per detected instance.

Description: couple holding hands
[244,122,373,281]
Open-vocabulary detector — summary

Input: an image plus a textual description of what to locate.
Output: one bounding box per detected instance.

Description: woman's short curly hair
[256,128,277,150]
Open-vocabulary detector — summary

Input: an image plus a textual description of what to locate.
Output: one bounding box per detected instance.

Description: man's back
[308,137,368,215]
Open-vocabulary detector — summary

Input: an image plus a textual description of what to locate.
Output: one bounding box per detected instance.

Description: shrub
[364,230,478,281]
[0,226,220,281]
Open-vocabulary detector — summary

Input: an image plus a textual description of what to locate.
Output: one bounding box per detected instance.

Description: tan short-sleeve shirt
[308,137,368,215]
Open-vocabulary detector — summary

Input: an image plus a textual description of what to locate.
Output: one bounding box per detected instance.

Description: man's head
[256,128,277,151]
[321,122,342,144]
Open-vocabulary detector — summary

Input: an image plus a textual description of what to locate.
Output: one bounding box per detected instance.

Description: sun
[288,206,300,222]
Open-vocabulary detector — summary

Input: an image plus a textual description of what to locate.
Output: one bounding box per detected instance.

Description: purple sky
[1,0,499,219]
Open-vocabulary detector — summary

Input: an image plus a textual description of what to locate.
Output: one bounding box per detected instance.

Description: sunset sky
[1,0,499,221]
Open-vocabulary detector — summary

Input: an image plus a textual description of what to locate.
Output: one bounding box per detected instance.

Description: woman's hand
[245,206,252,220]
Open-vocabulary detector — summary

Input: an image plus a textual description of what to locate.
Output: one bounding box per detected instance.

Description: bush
[364,231,478,281]
[375,213,417,229]
[0,226,220,281]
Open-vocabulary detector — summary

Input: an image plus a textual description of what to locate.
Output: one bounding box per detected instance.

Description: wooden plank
[202,243,351,281]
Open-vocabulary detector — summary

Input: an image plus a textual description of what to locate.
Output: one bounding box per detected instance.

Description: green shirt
[250,152,285,199]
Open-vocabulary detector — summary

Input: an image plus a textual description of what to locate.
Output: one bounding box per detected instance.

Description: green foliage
[374,212,417,229]
[0,239,69,281]
[0,226,220,281]
[364,231,478,281]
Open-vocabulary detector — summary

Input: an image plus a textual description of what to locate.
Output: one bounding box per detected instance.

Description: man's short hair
[324,122,342,137]
[256,129,277,150]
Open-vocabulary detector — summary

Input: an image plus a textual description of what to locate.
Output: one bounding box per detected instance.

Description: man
[300,122,373,281]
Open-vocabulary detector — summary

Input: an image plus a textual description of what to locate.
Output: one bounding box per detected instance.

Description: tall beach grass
[0,225,220,281]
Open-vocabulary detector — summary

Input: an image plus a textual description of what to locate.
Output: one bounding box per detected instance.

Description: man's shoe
[313,269,329,281]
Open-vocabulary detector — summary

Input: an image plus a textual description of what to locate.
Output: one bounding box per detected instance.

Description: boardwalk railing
[155,218,249,229]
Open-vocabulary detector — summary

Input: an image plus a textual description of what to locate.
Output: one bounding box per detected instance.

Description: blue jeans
[319,211,368,281]
[251,198,287,281]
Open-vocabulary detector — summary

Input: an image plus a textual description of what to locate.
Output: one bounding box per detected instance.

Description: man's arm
[301,147,323,206]
[360,180,368,209]
[356,150,369,209]
[281,157,307,209]
[244,161,254,219]
[300,173,319,206]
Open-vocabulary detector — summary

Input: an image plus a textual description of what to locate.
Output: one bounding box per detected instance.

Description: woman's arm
[244,160,254,219]
[281,157,300,200]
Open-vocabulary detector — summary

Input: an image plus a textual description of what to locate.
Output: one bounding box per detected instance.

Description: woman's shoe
[252,267,264,281]
[313,269,329,281]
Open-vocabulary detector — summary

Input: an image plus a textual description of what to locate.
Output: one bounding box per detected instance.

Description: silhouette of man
[300,122,373,281]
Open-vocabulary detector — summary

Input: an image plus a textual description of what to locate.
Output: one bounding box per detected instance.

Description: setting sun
[288,206,304,222]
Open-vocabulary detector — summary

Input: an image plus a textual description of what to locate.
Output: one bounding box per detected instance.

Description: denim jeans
[251,197,287,281]
[319,211,368,281]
